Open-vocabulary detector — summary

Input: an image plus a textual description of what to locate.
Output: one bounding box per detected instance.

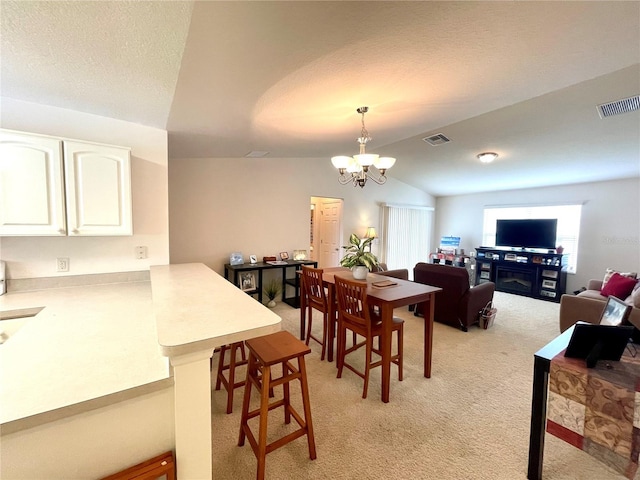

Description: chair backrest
[413,262,471,325]
[301,265,327,311]
[334,276,371,330]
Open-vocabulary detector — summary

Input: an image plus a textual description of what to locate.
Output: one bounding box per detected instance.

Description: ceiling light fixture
[477,152,498,163]
[331,107,396,188]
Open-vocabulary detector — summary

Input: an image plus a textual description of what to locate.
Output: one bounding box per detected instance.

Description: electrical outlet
[57,258,69,272]
[135,246,148,259]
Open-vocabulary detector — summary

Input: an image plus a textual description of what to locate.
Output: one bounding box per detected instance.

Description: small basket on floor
[479,302,497,329]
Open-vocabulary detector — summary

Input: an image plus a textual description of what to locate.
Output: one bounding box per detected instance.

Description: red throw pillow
[601,272,637,299]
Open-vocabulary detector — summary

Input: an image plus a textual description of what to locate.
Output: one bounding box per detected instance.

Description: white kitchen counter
[1,263,282,479]
[0,279,169,428]
[152,263,281,357]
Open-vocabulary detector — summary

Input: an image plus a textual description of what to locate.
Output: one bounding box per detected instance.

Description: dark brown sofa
[413,262,495,331]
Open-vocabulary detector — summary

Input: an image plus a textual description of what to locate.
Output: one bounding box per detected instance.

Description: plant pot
[267,300,276,308]
[353,266,368,280]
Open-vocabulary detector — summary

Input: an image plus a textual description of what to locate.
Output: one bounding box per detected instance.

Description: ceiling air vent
[422,133,450,146]
[245,151,269,158]
[597,95,640,119]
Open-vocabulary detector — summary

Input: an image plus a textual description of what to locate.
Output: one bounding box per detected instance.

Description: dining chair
[334,276,404,399]
[301,265,330,360]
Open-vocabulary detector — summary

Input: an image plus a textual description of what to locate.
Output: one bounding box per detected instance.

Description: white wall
[169,157,434,275]
[0,98,170,279]
[434,177,640,293]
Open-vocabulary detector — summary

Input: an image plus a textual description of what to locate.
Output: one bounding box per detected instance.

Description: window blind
[381,204,433,277]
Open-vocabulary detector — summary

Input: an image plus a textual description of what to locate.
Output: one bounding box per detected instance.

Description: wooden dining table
[299,267,441,403]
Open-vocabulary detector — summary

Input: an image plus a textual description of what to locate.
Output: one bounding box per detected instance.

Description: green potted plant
[264,279,281,308]
[340,233,379,279]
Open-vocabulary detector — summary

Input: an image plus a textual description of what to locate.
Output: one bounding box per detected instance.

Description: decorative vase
[353,265,368,280]
[267,300,276,308]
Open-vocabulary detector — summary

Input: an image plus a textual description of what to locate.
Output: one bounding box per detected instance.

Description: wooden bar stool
[215,341,248,414]
[238,330,317,480]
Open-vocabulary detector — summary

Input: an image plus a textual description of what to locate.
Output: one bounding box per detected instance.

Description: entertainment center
[475,247,566,302]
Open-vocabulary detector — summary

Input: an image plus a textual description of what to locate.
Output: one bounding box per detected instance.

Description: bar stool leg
[298,355,317,459]
[282,361,291,425]
[238,353,256,448]
[214,345,228,391]
[215,342,247,414]
[257,363,271,480]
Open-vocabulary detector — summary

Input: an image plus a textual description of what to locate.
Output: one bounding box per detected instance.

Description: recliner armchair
[413,262,495,331]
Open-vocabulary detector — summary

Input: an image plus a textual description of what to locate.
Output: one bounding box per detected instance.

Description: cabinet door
[63,141,132,236]
[0,130,66,236]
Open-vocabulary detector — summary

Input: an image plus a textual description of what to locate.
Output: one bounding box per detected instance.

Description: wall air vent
[597,95,640,119]
[422,133,450,146]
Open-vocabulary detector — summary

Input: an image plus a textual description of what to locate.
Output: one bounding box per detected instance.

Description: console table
[475,247,566,302]
[528,326,640,479]
[224,260,317,306]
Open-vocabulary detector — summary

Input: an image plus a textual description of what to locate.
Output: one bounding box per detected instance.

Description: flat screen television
[495,219,557,250]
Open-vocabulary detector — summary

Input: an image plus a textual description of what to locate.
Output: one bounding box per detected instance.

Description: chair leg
[305,307,313,346]
[320,312,328,361]
[362,335,373,399]
[397,325,404,382]
[336,322,345,378]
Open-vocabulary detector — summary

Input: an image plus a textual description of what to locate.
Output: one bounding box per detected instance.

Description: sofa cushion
[577,289,607,301]
[602,268,637,287]
[601,272,637,299]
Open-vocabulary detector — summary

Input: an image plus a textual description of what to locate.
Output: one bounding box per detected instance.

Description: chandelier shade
[331,107,396,188]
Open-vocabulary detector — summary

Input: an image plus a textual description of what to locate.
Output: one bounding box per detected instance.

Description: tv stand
[475,247,566,302]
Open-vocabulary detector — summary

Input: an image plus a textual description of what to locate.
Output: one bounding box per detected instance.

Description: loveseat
[371,263,409,280]
[413,262,495,331]
[559,276,640,332]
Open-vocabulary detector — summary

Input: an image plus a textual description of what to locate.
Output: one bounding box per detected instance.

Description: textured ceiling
[2,1,639,196]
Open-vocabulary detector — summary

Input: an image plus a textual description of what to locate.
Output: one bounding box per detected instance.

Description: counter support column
[170,349,214,480]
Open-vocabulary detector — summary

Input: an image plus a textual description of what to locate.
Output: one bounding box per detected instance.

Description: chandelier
[331,107,396,188]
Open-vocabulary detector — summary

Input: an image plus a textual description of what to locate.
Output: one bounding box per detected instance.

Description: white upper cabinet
[63,141,132,236]
[0,129,132,236]
[0,130,67,235]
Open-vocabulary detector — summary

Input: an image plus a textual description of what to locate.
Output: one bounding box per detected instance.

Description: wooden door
[318,198,343,268]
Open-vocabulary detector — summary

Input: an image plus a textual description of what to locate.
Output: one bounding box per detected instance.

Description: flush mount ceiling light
[477,152,498,163]
[331,107,396,188]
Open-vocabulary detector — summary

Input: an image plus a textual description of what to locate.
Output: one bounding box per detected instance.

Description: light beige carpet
[210,291,625,479]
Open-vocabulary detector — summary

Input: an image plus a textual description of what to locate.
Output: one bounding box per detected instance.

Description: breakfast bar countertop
[0,279,170,427]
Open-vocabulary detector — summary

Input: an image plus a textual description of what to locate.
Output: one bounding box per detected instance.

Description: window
[381,204,433,278]
[482,204,582,273]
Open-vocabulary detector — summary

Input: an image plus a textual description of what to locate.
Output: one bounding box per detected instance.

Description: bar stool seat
[215,341,248,414]
[238,330,316,480]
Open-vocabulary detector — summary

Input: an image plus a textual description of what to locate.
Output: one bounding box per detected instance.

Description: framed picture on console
[279,251,289,260]
[600,296,633,326]
[239,272,256,292]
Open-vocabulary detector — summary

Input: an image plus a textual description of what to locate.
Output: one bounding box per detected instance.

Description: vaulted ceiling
[2,1,639,196]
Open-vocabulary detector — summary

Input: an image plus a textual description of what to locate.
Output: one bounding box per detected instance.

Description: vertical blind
[381,204,433,277]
